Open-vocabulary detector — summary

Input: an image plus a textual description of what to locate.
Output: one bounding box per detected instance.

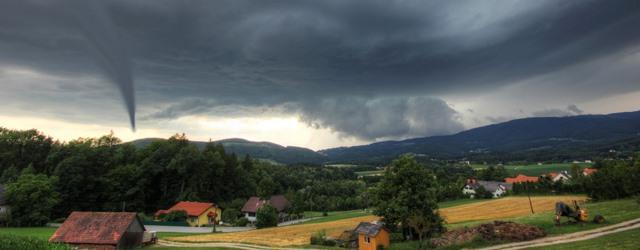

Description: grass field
[301,210,370,225]
[472,163,592,176]
[525,227,640,250]
[355,170,384,176]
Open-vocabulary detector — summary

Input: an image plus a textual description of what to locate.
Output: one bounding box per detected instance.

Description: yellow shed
[355,222,390,250]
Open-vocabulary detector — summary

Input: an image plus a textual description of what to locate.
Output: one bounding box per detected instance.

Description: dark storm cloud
[297,97,464,140]
[1,0,639,139]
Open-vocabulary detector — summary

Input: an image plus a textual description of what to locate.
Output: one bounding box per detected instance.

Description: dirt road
[478,218,640,250]
[157,239,307,250]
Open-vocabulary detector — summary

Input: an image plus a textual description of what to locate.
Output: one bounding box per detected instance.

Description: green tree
[5,171,60,226]
[372,155,443,238]
[256,204,278,229]
[257,176,278,199]
[221,208,241,225]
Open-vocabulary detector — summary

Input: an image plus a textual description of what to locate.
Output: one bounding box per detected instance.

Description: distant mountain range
[130,110,640,165]
[320,110,640,163]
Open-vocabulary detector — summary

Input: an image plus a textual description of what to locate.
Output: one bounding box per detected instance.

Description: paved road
[478,218,640,250]
[147,225,254,233]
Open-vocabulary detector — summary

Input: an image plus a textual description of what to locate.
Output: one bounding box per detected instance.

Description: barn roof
[241,195,290,213]
[0,184,6,205]
[355,222,387,237]
[49,212,144,245]
[158,201,216,217]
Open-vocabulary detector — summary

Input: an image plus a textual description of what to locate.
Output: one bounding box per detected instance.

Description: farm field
[167,214,379,246]
[355,170,384,176]
[472,163,593,176]
[440,195,586,224]
[169,195,586,247]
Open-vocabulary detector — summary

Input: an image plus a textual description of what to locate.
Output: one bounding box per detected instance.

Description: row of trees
[0,128,368,226]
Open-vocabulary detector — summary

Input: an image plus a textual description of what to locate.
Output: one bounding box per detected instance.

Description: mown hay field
[440,195,586,224]
[169,195,586,247]
[168,215,379,246]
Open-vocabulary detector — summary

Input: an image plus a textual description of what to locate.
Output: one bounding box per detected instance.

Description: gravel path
[477,218,640,250]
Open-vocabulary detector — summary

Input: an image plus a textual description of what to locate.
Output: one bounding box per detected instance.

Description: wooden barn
[49,212,145,250]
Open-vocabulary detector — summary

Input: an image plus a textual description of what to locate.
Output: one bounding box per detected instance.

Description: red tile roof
[49,212,144,245]
[583,168,598,175]
[504,174,539,183]
[157,201,215,217]
[241,195,290,213]
[548,172,559,178]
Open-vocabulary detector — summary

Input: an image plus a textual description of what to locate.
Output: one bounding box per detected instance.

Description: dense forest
[0,128,475,226]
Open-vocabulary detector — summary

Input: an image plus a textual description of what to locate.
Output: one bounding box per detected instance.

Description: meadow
[472,163,593,176]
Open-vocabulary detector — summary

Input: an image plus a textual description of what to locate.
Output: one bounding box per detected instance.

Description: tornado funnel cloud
[72,0,136,130]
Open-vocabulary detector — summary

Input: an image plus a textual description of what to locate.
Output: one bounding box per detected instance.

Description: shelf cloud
[1,0,639,141]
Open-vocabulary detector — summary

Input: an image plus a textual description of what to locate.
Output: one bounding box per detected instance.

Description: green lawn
[472,163,593,176]
[437,199,485,209]
[355,170,384,176]
[0,227,57,240]
[525,227,640,250]
[300,210,371,225]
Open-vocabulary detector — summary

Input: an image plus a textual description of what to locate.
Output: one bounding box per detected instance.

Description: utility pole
[526,182,534,214]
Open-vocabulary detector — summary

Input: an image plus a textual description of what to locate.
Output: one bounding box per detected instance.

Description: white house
[463,179,512,198]
[241,195,290,223]
[547,171,571,182]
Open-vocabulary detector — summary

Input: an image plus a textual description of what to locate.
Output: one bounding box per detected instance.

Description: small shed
[355,222,390,250]
[49,212,145,250]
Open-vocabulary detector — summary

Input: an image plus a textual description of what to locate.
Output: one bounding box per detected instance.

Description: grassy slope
[389,199,640,250]
[300,210,370,225]
[472,163,592,176]
[526,227,640,250]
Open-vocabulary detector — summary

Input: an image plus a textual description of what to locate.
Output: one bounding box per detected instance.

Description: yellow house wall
[187,207,222,227]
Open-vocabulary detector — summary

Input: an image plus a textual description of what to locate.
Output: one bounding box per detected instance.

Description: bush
[0,235,72,250]
[256,205,278,229]
[235,217,249,227]
[310,230,336,246]
[222,208,241,225]
[163,210,188,222]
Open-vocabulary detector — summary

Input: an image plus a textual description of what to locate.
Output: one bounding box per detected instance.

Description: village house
[241,195,290,223]
[155,201,221,227]
[49,212,146,250]
[463,178,512,198]
[582,168,598,176]
[354,222,390,250]
[504,174,539,183]
[546,171,571,182]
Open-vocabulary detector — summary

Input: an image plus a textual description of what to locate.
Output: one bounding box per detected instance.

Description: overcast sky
[1,0,640,150]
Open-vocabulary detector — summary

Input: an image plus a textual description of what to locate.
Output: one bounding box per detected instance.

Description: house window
[364,236,370,243]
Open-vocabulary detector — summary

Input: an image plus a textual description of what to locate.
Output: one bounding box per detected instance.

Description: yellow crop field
[440,195,587,223]
[168,215,379,246]
[168,195,586,247]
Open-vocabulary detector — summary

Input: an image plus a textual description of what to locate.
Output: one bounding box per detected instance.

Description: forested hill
[320,110,640,163]
[130,138,327,165]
